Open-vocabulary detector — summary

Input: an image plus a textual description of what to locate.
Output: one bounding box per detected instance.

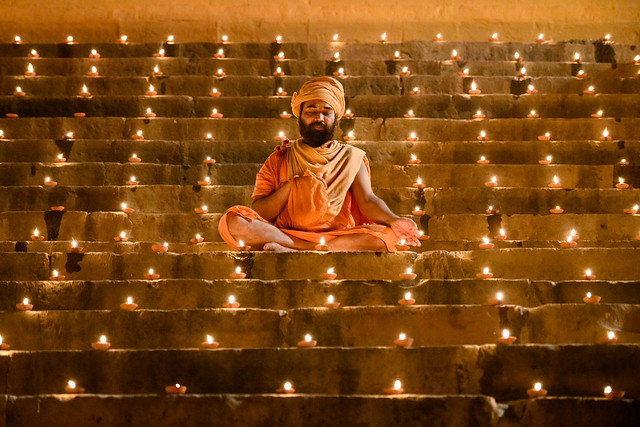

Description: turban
[290,76,345,120]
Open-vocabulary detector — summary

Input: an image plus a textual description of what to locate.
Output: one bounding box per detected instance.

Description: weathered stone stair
[0,39,638,426]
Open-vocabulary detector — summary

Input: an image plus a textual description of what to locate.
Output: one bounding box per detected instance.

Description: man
[218,76,420,251]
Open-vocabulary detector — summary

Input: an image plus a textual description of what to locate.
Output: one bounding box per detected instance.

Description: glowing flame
[52,270,58,277]
[206,335,214,344]
[99,335,107,344]
[167,35,174,43]
[327,295,334,304]
[496,292,503,301]
[619,177,624,184]
[333,52,340,60]
[502,329,510,339]
[602,128,609,137]
[27,63,33,73]
[238,240,245,248]
[327,267,334,274]
[399,333,406,340]
[234,267,241,274]
[82,84,88,93]
[452,49,457,57]
[332,34,339,42]
[120,231,126,238]
[304,334,312,342]
[530,110,536,116]
[607,331,615,340]
[534,382,542,391]
[228,295,235,304]
[514,52,520,60]
[127,297,133,304]
[480,130,486,138]
[490,176,497,183]
[284,381,292,391]
[538,33,544,40]
[148,268,154,275]
[604,385,612,394]
[399,239,405,245]
[499,228,505,236]
[482,237,489,244]
[394,380,402,390]
[574,52,580,61]
[553,175,559,184]
[471,81,477,91]
[149,84,154,92]
[404,291,412,300]
[68,380,76,389]
[585,268,592,277]
[380,33,386,41]
[394,51,400,58]
[483,267,490,274]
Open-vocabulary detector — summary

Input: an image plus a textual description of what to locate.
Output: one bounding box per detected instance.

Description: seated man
[218,76,420,252]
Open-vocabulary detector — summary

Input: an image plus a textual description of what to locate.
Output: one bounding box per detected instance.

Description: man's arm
[251,181,291,222]
[351,162,421,246]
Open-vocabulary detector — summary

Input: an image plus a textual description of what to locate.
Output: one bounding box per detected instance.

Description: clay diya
[144,268,160,280]
[598,331,617,344]
[114,231,128,242]
[229,267,246,280]
[200,335,220,349]
[488,292,504,305]
[342,130,355,141]
[580,269,596,280]
[237,240,251,251]
[165,384,187,394]
[120,297,137,311]
[393,333,413,347]
[203,156,216,165]
[399,269,417,281]
[91,335,110,350]
[323,294,340,308]
[527,382,547,398]
[603,386,625,400]
[561,236,577,248]
[152,242,169,253]
[479,237,494,249]
[615,178,629,189]
[477,267,493,279]
[0,335,10,351]
[396,239,409,251]
[65,380,85,394]
[384,380,404,395]
[190,234,204,244]
[498,329,517,345]
[477,156,489,164]
[30,227,44,241]
[583,292,601,303]
[277,382,295,394]
[16,297,33,311]
[223,295,240,308]
[494,229,507,240]
[320,268,337,280]
[49,270,65,281]
[297,334,317,348]
[398,291,415,305]
[315,236,328,251]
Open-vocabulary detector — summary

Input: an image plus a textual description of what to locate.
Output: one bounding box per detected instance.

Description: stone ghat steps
[2,211,639,242]
[1,185,638,215]
[4,94,640,120]
[3,57,637,78]
[4,394,505,427]
[1,139,636,165]
[2,40,637,62]
[1,117,638,141]
[3,75,639,97]
[3,248,640,281]
[0,305,639,349]
[0,162,629,189]
[0,346,638,398]
[2,278,639,310]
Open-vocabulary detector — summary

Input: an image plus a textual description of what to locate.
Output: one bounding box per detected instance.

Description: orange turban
[291,76,345,120]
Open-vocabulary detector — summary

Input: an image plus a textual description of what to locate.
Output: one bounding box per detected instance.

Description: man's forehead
[303,100,334,110]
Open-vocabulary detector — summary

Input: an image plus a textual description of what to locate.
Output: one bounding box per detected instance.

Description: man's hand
[390,218,421,247]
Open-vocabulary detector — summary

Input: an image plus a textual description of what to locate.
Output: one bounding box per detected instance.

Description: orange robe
[218,140,398,250]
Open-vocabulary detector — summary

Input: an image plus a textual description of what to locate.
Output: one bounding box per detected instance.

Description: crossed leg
[225,213,387,251]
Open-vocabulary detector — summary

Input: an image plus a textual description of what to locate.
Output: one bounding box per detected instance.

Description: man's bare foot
[263,242,298,252]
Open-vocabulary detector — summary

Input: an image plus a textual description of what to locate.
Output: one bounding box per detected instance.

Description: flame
[380,33,386,41]
[206,335,214,344]
[327,267,334,274]
[534,382,542,391]
[228,295,235,304]
[234,267,241,274]
[99,335,107,344]
[483,267,489,274]
[284,381,292,390]
[394,380,402,390]
[471,81,477,91]
[305,334,312,342]
[502,329,510,339]
[404,291,412,300]
[127,296,133,304]
[586,292,591,298]
[327,294,334,303]
[148,268,154,275]
[604,385,612,394]
[602,128,609,137]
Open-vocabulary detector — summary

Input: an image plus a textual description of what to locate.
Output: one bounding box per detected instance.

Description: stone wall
[2,0,639,44]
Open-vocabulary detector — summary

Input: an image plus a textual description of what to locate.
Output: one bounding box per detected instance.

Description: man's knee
[226,212,249,236]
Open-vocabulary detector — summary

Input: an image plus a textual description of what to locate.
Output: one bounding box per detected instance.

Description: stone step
[0,304,638,349]
[0,162,629,189]
[5,93,640,119]
[1,278,638,311]
[1,117,639,141]
[1,139,635,166]
[4,393,499,426]
[2,40,638,62]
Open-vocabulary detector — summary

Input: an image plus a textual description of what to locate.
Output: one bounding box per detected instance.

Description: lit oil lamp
[576,69,587,79]
[79,85,91,97]
[479,237,494,249]
[486,205,500,214]
[30,227,44,241]
[64,132,75,141]
[144,108,156,118]
[331,34,339,42]
[131,130,144,140]
[0,335,10,350]
[280,111,292,118]
[398,291,415,305]
[583,291,601,304]
[498,328,517,345]
[144,268,160,280]
[237,240,251,251]
[451,49,461,60]
[343,109,354,118]
[624,204,638,214]
[114,231,128,242]
[29,49,39,58]
[458,68,470,77]
[13,86,26,96]
[209,87,220,97]
[89,49,100,59]
[201,334,220,349]
[548,175,561,188]
[527,109,539,118]
[146,84,157,96]
[495,228,506,240]
[274,35,283,43]
[119,35,128,44]
[538,132,551,141]
[403,109,415,118]
[412,177,425,189]
[527,84,537,94]
[407,132,418,141]
[65,380,85,394]
[392,50,401,60]
[91,335,111,350]
[214,48,224,58]
[190,233,204,244]
[384,380,404,395]
[165,384,187,394]
[273,66,284,76]
[229,267,246,279]
[591,110,603,118]
[516,67,527,77]
[396,239,409,251]
[615,177,629,189]
[580,268,596,280]
[68,238,83,253]
[488,291,504,305]
[538,155,552,165]
[477,267,493,279]
[25,63,35,77]
[631,55,640,65]
[473,110,485,119]
[276,87,287,97]
[44,177,57,187]
[549,205,564,214]
[489,33,498,42]
[527,382,547,398]
[194,205,208,214]
[599,330,617,344]
[433,33,443,41]
[66,36,74,44]
[600,34,612,42]
[331,52,340,62]
[223,295,240,308]
[561,234,577,248]
[126,176,139,186]
[315,236,328,251]
[418,230,429,240]
[166,35,175,44]
[333,67,345,77]
[320,267,337,281]
[468,81,481,94]
[399,268,417,281]
[86,65,100,77]
[603,385,625,400]
[600,128,611,141]
[277,381,295,394]
[583,85,594,94]
[569,228,580,240]
[210,108,223,118]
[477,130,488,141]
[485,176,497,187]
[120,296,137,311]
[408,154,421,165]
[323,294,340,308]
[14,35,21,44]
[343,130,355,141]
[16,297,33,311]
[573,52,581,63]
[220,35,229,43]
[128,153,141,163]
[412,206,426,216]
[400,66,410,76]
[205,133,214,140]
[536,33,545,43]
[379,33,387,43]
[393,333,413,347]
[297,333,317,347]
[197,176,211,186]
[275,131,287,141]
[409,87,421,95]
[617,158,628,166]
[151,242,168,252]
[513,52,521,62]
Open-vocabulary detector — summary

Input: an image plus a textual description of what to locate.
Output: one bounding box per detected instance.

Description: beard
[299,119,335,148]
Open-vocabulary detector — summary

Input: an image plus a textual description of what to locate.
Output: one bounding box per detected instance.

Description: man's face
[298,100,336,148]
